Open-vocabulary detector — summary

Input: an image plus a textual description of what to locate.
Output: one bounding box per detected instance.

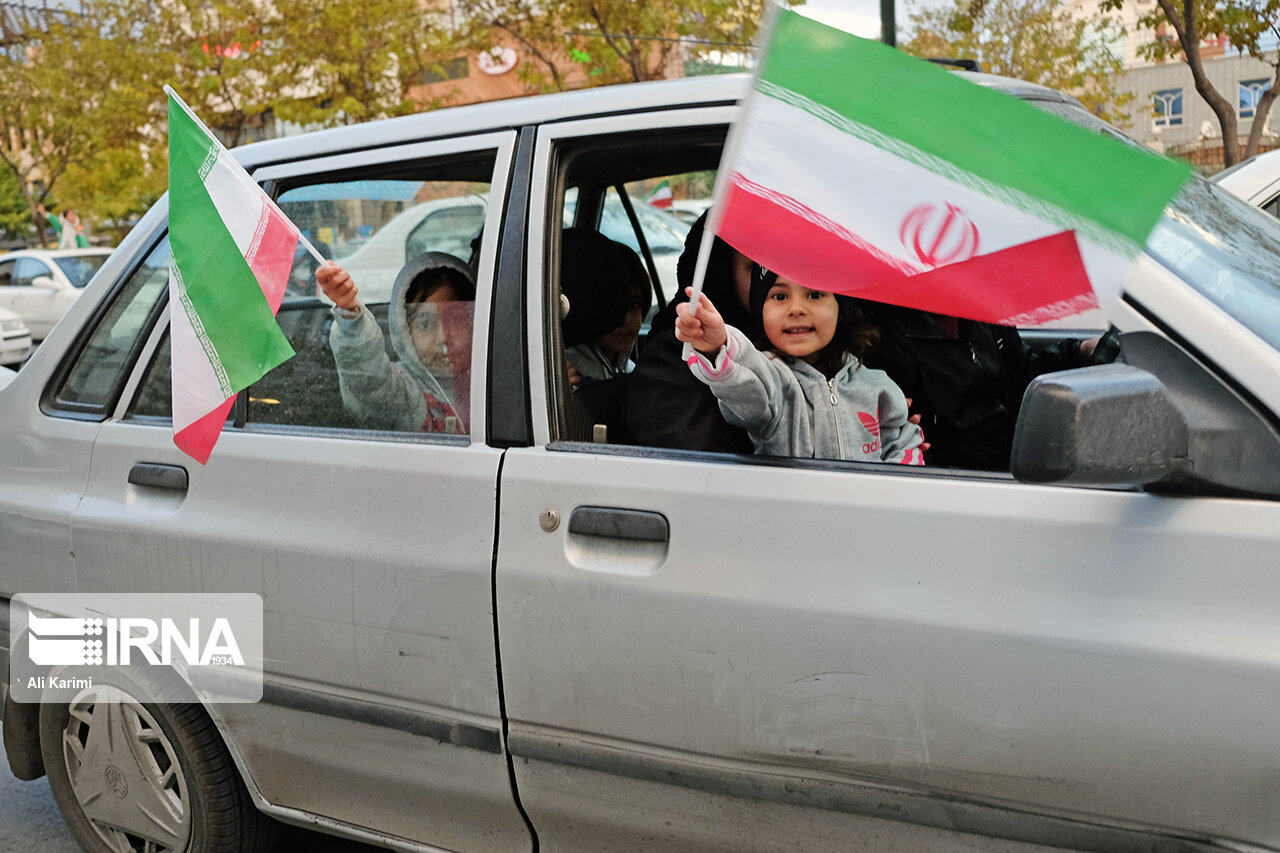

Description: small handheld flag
[691,9,1191,326]
[166,86,317,464]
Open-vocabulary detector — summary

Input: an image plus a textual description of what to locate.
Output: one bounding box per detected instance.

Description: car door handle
[568,506,668,543]
[128,462,189,493]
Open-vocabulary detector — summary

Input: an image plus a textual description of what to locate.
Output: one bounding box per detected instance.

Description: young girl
[674,266,925,464]
[317,252,474,434]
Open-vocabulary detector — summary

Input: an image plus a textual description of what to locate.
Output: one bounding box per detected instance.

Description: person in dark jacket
[858,302,1096,470]
[625,212,758,452]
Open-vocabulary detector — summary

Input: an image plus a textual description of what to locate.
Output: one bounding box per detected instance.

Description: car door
[493,113,1280,851]
[9,256,68,339]
[70,133,533,851]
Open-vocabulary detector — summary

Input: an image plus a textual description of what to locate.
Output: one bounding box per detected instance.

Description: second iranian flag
[716,10,1191,326]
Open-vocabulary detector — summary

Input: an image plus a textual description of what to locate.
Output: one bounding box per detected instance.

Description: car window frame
[41,228,171,421]
[120,131,518,446]
[529,107,738,449]
[531,108,1076,483]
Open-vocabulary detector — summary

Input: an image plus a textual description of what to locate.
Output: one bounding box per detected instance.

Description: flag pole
[686,2,780,317]
[164,85,329,267]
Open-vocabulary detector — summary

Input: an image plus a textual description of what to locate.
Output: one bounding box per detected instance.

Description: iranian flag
[710,10,1191,326]
[167,88,297,464]
[647,179,673,208]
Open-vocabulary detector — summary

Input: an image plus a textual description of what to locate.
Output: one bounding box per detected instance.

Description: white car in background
[1212,148,1280,216]
[0,305,31,368]
[0,248,112,340]
[322,190,690,307]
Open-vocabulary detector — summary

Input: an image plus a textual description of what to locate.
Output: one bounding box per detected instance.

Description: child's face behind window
[408,284,461,374]
[761,277,838,365]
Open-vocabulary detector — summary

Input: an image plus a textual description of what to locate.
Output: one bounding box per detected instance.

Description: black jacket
[860,303,1085,471]
[626,211,758,453]
[625,328,755,453]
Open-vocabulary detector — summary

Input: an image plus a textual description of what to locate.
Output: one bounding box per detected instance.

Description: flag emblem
[900,202,981,268]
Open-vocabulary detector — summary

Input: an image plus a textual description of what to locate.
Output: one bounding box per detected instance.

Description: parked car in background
[0,305,31,367]
[0,248,112,340]
[1212,148,1280,217]
[5,72,1280,853]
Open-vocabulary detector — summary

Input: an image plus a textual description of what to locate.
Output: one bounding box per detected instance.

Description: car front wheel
[39,669,271,853]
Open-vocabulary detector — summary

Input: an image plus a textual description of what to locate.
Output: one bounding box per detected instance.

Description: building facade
[1117,51,1278,171]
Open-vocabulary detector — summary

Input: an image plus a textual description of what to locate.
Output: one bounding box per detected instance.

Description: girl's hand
[316,261,360,312]
[674,287,728,356]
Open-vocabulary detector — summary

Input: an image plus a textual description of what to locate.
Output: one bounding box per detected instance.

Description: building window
[1240,78,1271,118]
[1154,88,1183,126]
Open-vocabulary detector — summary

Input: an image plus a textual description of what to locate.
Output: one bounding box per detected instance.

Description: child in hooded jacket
[317,252,474,434]
[674,266,924,464]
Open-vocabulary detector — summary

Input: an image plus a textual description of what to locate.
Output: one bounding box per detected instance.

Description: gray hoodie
[328,255,472,434]
[685,326,925,464]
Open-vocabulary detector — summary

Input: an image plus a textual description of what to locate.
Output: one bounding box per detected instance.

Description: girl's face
[408,283,460,374]
[760,277,838,365]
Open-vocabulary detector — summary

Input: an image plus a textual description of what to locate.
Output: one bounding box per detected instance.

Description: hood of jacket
[387,251,476,407]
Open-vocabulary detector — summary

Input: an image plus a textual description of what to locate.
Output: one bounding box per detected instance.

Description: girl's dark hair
[749,264,878,379]
[406,267,475,303]
[399,252,477,304]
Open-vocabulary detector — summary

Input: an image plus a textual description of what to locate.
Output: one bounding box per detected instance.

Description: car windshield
[1145,177,1280,350]
[1027,93,1280,350]
[54,254,109,288]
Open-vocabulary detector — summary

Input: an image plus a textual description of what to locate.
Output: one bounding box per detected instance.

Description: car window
[52,238,168,411]
[13,258,53,287]
[278,180,490,306]
[0,259,13,286]
[405,203,487,262]
[1149,177,1280,350]
[130,155,495,438]
[550,126,727,444]
[53,254,109,288]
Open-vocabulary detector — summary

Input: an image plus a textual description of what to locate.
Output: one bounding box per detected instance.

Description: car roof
[233,70,1081,172]
[1212,148,1280,203]
[3,248,112,259]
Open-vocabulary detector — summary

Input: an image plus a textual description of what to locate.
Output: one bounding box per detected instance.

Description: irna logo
[26,612,245,668]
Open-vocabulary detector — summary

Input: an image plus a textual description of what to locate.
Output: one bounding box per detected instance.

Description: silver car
[3,73,1280,853]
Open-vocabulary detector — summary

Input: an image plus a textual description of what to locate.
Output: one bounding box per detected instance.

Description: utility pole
[881,0,896,47]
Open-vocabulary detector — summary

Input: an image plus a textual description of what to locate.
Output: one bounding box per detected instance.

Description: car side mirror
[1012,332,1280,498]
[1010,363,1187,487]
[30,275,57,289]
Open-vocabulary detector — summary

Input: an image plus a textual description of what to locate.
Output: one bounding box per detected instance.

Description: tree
[0,166,31,242]
[458,0,770,92]
[1100,0,1280,167]
[902,0,1130,124]
[262,0,471,129]
[0,0,163,238]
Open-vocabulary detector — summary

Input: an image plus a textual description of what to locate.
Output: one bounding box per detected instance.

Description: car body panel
[1212,148,1280,214]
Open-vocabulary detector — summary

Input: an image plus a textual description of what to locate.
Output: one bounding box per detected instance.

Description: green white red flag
[648,179,673,208]
[710,9,1192,326]
[167,88,297,463]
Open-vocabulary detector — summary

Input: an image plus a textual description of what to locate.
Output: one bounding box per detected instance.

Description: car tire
[38,667,272,853]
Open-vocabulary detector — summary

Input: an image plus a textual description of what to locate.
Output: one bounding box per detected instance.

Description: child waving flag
[166,87,310,464]
[692,9,1192,327]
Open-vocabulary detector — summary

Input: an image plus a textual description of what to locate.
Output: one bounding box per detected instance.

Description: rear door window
[127,136,513,442]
